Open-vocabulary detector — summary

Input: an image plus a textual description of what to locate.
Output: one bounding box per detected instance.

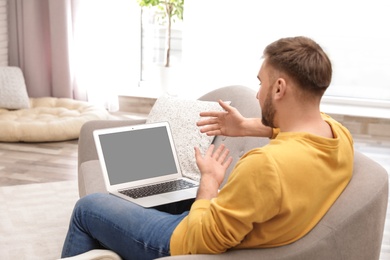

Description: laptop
[93,121,199,208]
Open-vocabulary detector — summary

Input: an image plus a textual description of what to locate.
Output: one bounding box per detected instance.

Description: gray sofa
[77,85,388,260]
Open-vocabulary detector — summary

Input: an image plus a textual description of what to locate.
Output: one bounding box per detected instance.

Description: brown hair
[263,36,332,96]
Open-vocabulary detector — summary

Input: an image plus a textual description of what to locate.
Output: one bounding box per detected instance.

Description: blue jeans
[61,193,190,260]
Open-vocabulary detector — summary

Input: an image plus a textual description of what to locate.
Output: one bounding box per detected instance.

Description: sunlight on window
[182,0,390,102]
[73,0,141,110]
[140,6,183,94]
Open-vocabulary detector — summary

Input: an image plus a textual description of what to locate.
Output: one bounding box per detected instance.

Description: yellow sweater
[170,115,354,255]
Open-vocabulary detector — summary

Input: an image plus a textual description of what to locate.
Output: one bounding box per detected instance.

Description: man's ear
[274,78,287,100]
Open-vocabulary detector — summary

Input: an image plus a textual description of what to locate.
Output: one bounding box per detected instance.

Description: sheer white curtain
[7,0,140,110]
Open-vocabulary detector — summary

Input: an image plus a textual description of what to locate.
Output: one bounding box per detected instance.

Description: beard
[261,91,276,128]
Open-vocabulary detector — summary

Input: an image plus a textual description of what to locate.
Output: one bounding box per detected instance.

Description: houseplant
[137,0,184,67]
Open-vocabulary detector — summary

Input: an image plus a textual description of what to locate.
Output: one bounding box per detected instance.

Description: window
[180,0,390,108]
[141,7,183,76]
[139,5,183,95]
[73,0,141,106]
[74,1,183,99]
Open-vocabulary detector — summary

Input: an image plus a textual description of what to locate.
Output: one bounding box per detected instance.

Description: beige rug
[0,181,79,260]
[0,172,388,260]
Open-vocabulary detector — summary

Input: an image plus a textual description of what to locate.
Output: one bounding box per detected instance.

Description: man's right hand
[197,100,247,137]
[197,100,273,138]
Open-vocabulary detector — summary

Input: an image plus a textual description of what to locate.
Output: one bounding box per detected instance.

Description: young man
[61,36,353,259]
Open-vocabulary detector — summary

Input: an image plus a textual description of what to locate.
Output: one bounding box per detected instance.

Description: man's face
[257,60,277,128]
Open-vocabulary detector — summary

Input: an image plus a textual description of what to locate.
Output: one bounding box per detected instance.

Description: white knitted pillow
[0,67,30,109]
[146,95,225,181]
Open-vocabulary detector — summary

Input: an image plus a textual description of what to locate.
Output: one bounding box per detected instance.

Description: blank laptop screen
[98,126,178,185]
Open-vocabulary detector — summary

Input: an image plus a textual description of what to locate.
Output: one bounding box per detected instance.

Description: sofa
[76,85,388,260]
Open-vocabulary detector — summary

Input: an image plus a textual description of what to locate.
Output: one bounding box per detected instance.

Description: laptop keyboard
[119,179,197,199]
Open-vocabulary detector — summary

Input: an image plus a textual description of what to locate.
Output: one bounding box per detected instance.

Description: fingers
[212,145,233,171]
[219,148,231,163]
[210,144,232,165]
[213,143,226,160]
[205,144,215,157]
[197,116,222,136]
[199,99,231,118]
[195,144,230,161]
[204,130,222,136]
[194,146,201,157]
[195,144,232,186]
[199,111,221,118]
[218,99,232,111]
[199,125,221,135]
[197,100,231,136]
[196,117,218,127]
[224,156,233,168]
[197,115,221,135]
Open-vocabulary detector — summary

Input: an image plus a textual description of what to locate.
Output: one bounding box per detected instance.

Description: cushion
[0,97,111,142]
[146,95,226,181]
[0,67,30,110]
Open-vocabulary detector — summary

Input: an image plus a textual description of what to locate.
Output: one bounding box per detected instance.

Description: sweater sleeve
[170,150,282,255]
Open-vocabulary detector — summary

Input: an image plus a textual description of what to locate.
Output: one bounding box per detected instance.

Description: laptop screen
[98,126,178,185]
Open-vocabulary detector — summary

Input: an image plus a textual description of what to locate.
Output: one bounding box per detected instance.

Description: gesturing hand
[197,100,246,137]
[194,144,233,200]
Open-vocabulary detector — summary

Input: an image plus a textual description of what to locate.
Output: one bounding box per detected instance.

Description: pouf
[0,97,111,142]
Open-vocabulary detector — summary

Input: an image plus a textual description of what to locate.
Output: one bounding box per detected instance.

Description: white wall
[179,0,390,101]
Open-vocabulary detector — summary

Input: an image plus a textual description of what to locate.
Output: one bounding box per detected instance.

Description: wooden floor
[0,140,78,187]
[0,112,145,187]
[1,135,388,187]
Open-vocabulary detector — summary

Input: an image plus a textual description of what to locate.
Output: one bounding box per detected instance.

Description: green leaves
[137,0,160,6]
[137,0,184,21]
